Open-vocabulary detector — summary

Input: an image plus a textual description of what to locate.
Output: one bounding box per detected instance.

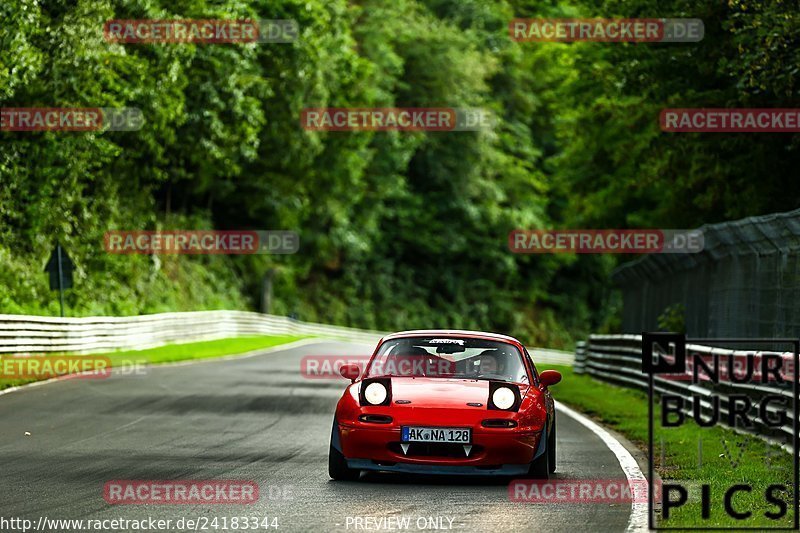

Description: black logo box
[642,333,800,531]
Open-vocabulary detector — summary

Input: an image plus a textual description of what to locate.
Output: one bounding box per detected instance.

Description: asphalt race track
[0,341,633,533]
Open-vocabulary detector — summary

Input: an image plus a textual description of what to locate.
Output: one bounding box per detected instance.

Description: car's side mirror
[339,364,360,382]
[539,370,562,387]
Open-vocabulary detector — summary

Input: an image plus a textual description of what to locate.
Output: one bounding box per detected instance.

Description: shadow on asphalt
[333,471,537,487]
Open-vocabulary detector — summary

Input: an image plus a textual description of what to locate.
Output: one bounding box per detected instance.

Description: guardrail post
[574,341,587,374]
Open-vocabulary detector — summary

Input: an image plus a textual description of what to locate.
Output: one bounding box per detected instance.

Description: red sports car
[328,330,562,480]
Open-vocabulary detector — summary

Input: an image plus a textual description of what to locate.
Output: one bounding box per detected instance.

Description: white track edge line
[556,400,649,532]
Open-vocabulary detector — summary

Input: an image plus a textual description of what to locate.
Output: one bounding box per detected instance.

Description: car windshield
[366,336,529,383]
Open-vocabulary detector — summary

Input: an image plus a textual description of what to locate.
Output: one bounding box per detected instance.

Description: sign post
[44,244,74,317]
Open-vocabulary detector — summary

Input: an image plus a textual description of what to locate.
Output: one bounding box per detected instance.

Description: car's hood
[385,377,528,409]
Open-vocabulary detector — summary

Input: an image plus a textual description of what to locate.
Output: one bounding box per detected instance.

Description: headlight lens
[364,382,388,405]
[492,387,516,410]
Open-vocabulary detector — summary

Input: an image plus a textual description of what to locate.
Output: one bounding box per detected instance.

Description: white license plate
[401,426,471,443]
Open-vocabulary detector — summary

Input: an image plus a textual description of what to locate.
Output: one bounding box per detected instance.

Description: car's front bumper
[336,423,545,474]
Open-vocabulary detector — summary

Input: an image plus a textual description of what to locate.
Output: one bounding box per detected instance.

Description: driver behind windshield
[476,350,500,376]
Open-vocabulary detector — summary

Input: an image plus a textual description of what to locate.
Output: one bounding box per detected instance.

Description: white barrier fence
[531,347,575,365]
[0,311,384,354]
[0,311,575,365]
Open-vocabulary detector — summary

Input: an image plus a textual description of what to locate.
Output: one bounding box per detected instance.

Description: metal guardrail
[575,334,796,451]
[574,341,587,374]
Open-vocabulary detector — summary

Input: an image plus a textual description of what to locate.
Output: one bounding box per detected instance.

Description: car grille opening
[388,442,481,458]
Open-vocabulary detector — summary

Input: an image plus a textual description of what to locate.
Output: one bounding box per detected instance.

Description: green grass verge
[540,364,795,528]
[0,335,307,391]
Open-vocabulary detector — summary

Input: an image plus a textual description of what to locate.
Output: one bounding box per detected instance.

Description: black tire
[548,413,557,474]
[328,445,360,481]
[527,426,551,479]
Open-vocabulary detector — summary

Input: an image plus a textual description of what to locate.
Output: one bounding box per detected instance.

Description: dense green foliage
[1,0,798,346]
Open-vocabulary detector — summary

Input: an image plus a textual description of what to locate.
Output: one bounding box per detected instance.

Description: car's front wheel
[527,423,552,479]
[548,412,556,474]
[328,445,360,481]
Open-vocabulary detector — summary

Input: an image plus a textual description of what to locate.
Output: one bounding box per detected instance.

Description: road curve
[0,341,633,533]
